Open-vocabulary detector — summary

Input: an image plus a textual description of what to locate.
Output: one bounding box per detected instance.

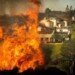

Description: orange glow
[0,0,44,72]
[0,26,3,38]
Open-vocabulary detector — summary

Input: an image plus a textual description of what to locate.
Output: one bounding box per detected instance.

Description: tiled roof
[38,25,54,34]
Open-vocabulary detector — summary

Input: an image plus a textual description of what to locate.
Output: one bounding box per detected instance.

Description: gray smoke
[0,0,41,15]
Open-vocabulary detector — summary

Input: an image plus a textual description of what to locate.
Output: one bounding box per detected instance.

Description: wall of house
[40,17,50,27]
[64,21,67,27]
[50,18,57,27]
[38,30,54,43]
[72,16,75,21]
[38,34,52,43]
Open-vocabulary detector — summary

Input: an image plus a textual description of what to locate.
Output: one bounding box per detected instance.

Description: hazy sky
[40,0,75,12]
[0,0,75,15]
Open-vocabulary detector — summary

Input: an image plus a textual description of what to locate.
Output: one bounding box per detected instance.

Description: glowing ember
[0,0,44,72]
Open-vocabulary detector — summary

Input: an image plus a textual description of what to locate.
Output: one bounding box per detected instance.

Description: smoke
[0,0,41,15]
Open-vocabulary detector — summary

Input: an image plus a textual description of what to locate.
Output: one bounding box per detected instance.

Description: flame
[0,26,3,39]
[0,0,44,72]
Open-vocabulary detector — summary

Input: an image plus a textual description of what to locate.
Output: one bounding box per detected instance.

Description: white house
[64,21,68,27]
[72,15,75,21]
[38,16,70,43]
[38,24,54,43]
[49,17,57,27]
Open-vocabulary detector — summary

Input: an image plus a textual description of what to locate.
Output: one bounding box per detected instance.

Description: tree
[73,9,75,16]
[60,40,75,75]
[66,5,69,12]
[69,6,74,19]
[45,8,51,19]
[41,43,53,65]
[65,5,74,25]
[65,5,73,18]
[65,5,70,19]
[70,6,73,11]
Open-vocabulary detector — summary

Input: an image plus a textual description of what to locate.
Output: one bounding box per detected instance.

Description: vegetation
[41,43,62,67]
[41,29,75,74]
[45,8,51,18]
[59,39,75,75]
[40,6,75,74]
[51,44,62,62]
[65,5,75,19]
[41,44,53,65]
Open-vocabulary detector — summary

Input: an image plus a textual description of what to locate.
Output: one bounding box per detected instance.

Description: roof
[39,12,70,21]
[38,25,54,34]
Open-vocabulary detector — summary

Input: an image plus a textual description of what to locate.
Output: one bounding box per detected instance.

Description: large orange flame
[0,0,44,72]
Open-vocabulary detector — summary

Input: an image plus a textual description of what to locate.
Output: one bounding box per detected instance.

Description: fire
[0,26,3,38]
[0,0,44,72]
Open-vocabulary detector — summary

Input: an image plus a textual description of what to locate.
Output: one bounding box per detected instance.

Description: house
[49,17,57,27]
[40,17,54,28]
[72,15,75,21]
[54,25,71,42]
[38,25,54,43]
[39,16,69,28]
[38,15,71,43]
[72,15,75,25]
[38,17,55,43]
